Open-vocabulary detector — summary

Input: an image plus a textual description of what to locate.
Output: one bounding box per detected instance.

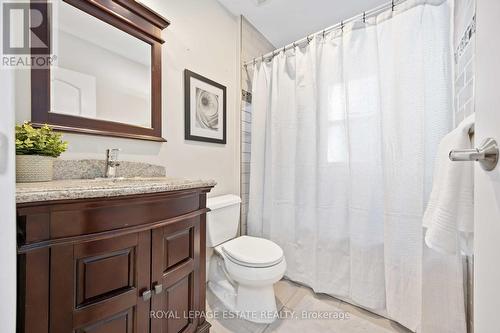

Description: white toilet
[206,195,286,324]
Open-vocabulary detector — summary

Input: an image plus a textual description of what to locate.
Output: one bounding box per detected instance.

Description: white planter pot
[16,155,55,183]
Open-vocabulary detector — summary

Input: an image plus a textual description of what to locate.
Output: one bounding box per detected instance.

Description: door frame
[0,61,18,332]
[473,0,500,331]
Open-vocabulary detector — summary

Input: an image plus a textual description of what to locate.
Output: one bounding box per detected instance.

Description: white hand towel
[423,114,474,255]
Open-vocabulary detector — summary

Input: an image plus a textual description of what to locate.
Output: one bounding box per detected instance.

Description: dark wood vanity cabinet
[16,187,213,333]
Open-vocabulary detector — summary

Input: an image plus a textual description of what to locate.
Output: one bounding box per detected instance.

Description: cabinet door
[151,216,201,333]
[50,231,151,333]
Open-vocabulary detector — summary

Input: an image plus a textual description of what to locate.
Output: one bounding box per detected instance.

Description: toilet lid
[221,236,284,268]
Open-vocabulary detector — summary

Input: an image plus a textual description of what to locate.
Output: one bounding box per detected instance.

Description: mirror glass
[50,0,152,128]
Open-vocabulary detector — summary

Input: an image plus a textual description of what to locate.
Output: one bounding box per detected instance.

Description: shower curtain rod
[242,0,406,68]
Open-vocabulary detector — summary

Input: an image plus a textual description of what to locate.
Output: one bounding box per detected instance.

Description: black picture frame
[184,69,227,144]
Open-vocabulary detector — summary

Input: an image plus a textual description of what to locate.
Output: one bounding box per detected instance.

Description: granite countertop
[16,177,217,204]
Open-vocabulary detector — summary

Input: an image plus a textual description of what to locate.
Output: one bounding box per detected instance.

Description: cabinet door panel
[74,234,139,307]
[165,275,192,333]
[165,229,191,269]
[81,249,132,301]
[50,231,151,333]
[17,249,50,332]
[151,217,200,333]
[75,308,133,333]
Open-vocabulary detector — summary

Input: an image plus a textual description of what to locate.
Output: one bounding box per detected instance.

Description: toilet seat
[217,236,284,268]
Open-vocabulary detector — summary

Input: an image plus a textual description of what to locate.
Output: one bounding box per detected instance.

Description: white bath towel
[423,114,474,255]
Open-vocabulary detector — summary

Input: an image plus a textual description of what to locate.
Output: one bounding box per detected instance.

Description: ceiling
[217,0,388,47]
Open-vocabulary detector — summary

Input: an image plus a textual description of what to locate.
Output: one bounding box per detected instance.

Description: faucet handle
[106,148,121,161]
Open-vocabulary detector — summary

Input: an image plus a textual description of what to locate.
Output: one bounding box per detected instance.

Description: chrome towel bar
[449,138,499,171]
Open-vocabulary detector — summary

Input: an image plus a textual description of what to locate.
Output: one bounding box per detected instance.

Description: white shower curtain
[248,0,459,331]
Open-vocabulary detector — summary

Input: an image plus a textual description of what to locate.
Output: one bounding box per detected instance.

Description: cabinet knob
[141,289,152,301]
[154,283,163,295]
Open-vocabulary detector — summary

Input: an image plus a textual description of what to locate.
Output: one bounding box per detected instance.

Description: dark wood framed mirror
[31,0,169,142]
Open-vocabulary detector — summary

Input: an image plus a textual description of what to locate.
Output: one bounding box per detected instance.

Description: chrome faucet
[105,149,121,178]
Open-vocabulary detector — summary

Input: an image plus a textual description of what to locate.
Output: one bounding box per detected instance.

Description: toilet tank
[206,194,241,247]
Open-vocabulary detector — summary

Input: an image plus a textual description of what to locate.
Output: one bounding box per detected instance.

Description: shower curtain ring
[392,0,395,11]
[283,46,286,53]
[363,12,366,23]
[341,21,344,33]
[322,30,326,38]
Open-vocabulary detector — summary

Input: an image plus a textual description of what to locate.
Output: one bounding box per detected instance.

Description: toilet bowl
[206,195,286,324]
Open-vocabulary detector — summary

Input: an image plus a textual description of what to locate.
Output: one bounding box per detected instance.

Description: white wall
[16,0,241,197]
[241,17,275,92]
[0,60,17,333]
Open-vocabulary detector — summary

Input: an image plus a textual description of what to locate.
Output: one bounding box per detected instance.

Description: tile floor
[206,279,412,333]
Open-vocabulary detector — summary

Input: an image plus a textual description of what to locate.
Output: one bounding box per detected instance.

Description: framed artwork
[184,69,227,144]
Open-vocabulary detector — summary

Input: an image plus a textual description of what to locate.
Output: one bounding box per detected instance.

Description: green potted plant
[15,122,68,182]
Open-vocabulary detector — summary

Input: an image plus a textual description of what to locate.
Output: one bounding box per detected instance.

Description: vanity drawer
[48,191,201,238]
